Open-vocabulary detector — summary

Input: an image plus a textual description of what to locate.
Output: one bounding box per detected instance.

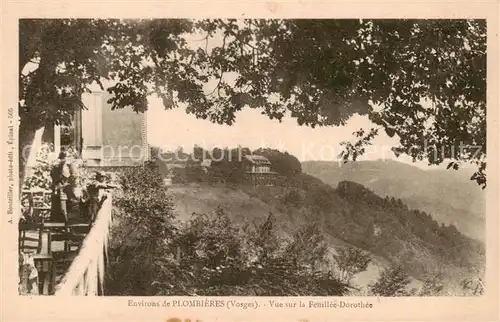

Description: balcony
[18,188,114,296]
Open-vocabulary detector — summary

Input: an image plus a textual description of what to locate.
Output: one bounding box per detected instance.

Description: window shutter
[81,92,103,164]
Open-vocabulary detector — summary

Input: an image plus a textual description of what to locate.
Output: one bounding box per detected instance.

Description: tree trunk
[19,21,44,194]
[18,117,39,193]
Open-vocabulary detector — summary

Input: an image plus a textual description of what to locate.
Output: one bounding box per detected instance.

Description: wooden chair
[30,189,52,207]
[18,222,43,254]
[19,189,90,294]
[67,223,91,251]
[18,222,53,295]
[21,189,52,222]
[43,222,91,294]
[45,222,90,252]
[20,189,94,294]
[31,189,52,220]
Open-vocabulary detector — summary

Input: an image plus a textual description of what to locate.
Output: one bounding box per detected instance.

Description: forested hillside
[105,148,485,296]
[302,160,486,242]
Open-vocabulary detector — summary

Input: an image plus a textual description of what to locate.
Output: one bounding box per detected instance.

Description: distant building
[242,155,278,187]
[166,163,187,169]
[163,177,173,187]
[161,149,192,169]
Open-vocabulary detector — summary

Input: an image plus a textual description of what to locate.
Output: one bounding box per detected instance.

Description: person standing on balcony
[50,148,86,223]
[50,151,71,222]
[84,171,112,223]
[65,153,85,223]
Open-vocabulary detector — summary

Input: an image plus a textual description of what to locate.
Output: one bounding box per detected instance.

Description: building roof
[244,154,271,165]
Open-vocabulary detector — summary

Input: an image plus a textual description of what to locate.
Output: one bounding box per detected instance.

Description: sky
[146,26,426,167]
[146,94,424,166]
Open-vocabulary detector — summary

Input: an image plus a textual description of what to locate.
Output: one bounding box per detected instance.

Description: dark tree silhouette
[20,19,486,189]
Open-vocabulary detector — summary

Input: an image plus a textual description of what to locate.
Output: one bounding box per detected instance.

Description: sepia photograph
[16,17,488,300]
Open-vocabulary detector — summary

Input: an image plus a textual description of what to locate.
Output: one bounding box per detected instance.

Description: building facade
[79,91,149,167]
[243,155,278,187]
[26,90,148,180]
[36,90,149,168]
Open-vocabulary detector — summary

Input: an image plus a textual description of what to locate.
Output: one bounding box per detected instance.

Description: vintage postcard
[1,1,499,322]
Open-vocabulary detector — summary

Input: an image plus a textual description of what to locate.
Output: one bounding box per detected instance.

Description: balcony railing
[54,194,113,295]
[19,189,114,296]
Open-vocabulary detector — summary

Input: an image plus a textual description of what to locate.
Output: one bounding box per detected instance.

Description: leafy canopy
[20,19,486,186]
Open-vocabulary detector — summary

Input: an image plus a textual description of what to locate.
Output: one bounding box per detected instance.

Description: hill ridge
[166,176,484,295]
[301,159,485,242]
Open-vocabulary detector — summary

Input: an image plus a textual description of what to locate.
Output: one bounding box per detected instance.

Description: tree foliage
[281,189,303,207]
[22,143,54,190]
[105,147,485,295]
[106,162,177,295]
[253,148,302,177]
[418,273,446,296]
[19,19,487,187]
[149,143,484,290]
[460,276,485,296]
[106,165,348,296]
[370,265,412,296]
[333,246,372,284]
[283,224,330,271]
